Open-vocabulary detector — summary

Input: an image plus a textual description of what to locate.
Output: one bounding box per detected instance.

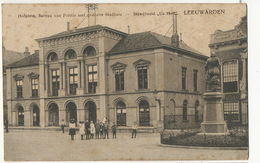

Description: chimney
[24,47,30,56]
[67,22,70,30]
[171,13,179,48]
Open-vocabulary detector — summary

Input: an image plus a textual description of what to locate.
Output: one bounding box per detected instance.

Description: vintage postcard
[2,3,248,161]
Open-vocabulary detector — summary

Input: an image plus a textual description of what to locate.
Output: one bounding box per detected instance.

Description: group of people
[65,116,138,140]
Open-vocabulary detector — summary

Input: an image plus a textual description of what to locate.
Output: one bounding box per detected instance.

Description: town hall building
[6,17,208,131]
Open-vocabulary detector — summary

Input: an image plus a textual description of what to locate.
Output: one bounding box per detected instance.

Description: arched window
[47,52,58,62]
[83,46,96,56]
[139,100,150,126]
[183,100,188,121]
[65,49,77,59]
[116,101,126,126]
[195,100,200,122]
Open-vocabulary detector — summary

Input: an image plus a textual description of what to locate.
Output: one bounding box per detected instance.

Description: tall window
[88,65,97,94]
[16,80,23,98]
[115,69,124,91]
[138,67,148,89]
[182,67,187,90]
[183,100,188,121]
[224,102,240,121]
[193,69,198,92]
[52,70,60,96]
[31,78,38,97]
[69,67,78,95]
[223,60,238,93]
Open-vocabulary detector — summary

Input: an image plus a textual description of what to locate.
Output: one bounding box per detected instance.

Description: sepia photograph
[2,3,248,161]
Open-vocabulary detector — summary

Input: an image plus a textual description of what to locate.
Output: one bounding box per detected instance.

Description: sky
[2,4,246,56]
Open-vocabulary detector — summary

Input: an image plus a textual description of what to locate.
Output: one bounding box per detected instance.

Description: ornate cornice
[28,72,39,79]
[133,59,151,68]
[41,29,123,47]
[111,62,127,70]
[13,74,24,80]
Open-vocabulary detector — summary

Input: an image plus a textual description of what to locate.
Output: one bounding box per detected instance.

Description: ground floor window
[32,106,40,126]
[224,102,240,122]
[49,103,59,126]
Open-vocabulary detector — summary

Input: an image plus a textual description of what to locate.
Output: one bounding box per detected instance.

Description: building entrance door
[18,106,24,126]
[33,106,40,126]
[49,103,59,126]
[66,102,77,123]
[139,100,150,126]
[85,101,96,123]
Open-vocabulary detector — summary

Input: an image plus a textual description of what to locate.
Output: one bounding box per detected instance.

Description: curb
[158,143,248,150]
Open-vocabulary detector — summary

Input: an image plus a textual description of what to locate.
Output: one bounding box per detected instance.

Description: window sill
[16,97,24,99]
[181,89,188,92]
[30,96,39,99]
[135,89,150,92]
[182,120,189,123]
[113,90,126,93]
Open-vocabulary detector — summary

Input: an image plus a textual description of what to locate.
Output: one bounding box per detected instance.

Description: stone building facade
[6,23,208,131]
[209,16,248,126]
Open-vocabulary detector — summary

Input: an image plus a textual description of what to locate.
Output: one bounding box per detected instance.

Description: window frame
[69,67,78,95]
[222,59,239,93]
[193,69,198,92]
[115,69,125,91]
[51,69,60,96]
[16,79,23,98]
[182,67,187,91]
[223,102,240,122]
[137,66,148,90]
[87,64,98,94]
[31,78,39,97]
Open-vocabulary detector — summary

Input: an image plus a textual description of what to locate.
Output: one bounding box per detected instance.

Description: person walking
[111,122,117,139]
[90,121,96,139]
[103,121,109,139]
[79,121,85,140]
[69,119,76,140]
[131,121,138,138]
[84,120,90,140]
[61,119,66,134]
[95,120,101,139]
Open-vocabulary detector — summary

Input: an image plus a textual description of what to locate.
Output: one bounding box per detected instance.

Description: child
[111,122,117,139]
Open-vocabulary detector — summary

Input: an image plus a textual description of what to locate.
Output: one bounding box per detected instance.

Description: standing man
[103,121,109,139]
[85,120,90,140]
[95,119,101,139]
[111,122,117,139]
[131,121,138,138]
[61,119,66,134]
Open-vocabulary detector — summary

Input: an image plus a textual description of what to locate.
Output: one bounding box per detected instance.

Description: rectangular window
[223,60,238,93]
[193,69,198,92]
[88,65,97,94]
[223,102,240,121]
[182,67,187,90]
[31,78,38,97]
[52,69,60,96]
[138,67,148,89]
[69,67,78,95]
[16,80,23,98]
[115,69,124,91]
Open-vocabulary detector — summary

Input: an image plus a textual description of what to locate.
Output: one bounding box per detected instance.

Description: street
[4,130,248,161]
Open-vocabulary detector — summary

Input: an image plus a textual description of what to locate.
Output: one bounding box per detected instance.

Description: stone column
[77,60,84,95]
[62,62,67,95]
[59,62,66,96]
[201,92,227,134]
[44,64,49,96]
[24,110,31,127]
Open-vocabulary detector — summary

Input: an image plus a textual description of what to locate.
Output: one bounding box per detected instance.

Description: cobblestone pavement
[4,130,248,161]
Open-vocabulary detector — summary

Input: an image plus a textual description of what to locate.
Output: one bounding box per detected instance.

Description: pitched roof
[108,31,207,59]
[35,25,127,42]
[6,52,39,68]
